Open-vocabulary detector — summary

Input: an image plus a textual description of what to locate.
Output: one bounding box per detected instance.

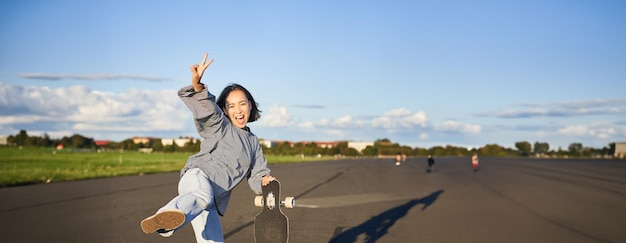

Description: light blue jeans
[158,168,224,243]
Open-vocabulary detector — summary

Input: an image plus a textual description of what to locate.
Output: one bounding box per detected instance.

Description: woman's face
[225,89,251,128]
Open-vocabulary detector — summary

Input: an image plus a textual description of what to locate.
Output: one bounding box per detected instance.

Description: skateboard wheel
[254,195,264,207]
[284,197,295,208]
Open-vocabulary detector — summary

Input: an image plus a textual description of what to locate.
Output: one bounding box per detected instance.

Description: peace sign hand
[190,53,214,92]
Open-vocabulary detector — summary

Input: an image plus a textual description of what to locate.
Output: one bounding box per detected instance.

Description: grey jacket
[178,84,270,216]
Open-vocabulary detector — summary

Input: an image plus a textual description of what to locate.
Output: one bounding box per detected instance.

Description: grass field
[0,146,336,187]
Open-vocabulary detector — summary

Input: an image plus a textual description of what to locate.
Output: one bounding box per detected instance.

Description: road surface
[1,157,625,242]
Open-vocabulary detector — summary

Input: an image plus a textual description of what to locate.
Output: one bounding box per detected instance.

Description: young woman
[141,53,275,242]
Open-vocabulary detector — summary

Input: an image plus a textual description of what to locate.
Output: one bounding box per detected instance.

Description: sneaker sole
[141,210,185,234]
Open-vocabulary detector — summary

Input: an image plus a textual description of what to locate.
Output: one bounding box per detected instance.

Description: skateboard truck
[254,193,296,209]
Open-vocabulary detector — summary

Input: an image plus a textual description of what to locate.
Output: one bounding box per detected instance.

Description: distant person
[395,152,402,166]
[427,154,435,172]
[140,53,276,242]
[472,153,479,172]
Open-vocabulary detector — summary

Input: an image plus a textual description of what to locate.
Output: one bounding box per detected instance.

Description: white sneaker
[158,229,174,237]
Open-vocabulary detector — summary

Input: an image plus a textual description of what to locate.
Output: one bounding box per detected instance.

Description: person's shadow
[329,189,444,243]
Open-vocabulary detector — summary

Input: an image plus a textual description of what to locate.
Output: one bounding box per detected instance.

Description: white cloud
[479,98,626,118]
[558,125,591,136]
[326,129,344,137]
[433,120,481,134]
[295,115,365,130]
[558,125,617,139]
[297,121,315,129]
[371,108,427,130]
[4,81,624,148]
[0,115,44,125]
[595,128,615,139]
[332,115,354,128]
[0,82,187,139]
[259,105,293,127]
[419,133,429,139]
[292,108,424,133]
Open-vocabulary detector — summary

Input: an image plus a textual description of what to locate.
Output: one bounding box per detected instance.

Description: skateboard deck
[254,180,295,243]
[427,165,436,173]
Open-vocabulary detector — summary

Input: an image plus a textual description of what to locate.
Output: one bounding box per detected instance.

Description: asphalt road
[1,157,625,243]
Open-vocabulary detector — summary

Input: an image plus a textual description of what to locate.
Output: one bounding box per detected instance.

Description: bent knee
[193,191,212,209]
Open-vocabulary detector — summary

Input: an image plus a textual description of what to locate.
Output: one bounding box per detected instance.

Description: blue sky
[1,0,625,150]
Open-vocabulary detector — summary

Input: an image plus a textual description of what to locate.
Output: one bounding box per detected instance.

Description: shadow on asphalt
[328,189,445,243]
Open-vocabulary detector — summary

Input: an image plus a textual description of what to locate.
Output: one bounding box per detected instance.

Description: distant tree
[568,143,583,156]
[533,142,550,156]
[444,145,471,156]
[6,129,622,159]
[515,141,532,156]
[374,138,392,146]
[68,134,94,148]
[430,146,446,156]
[374,139,400,156]
[151,139,164,152]
[273,142,293,156]
[24,135,37,146]
[413,147,429,156]
[71,134,85,148]
[292,142,306,156]
[164,142,178,153]
[60,136,72,148]
[334,142,358,156]
[11,130,29,146]
[608,143,616,157]
[119,139,138,151]
[182,139,200,152]
[361,145,378,156]
[41,133,52,147]
[481,144,515,157]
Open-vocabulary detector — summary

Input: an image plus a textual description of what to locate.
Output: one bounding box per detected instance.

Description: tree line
[4,130,617,158]
[5,130,201,153]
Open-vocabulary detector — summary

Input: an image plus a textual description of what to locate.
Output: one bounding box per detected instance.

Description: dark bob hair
[216,83,261,123]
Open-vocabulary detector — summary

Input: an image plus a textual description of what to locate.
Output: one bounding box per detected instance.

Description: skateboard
[427,165,436,173]
[254,180,295,243]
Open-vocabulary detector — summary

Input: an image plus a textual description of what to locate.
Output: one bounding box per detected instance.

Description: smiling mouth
[235,115,245,123]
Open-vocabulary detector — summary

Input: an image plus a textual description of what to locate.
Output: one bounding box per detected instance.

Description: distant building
[0,135,7,145]
[285,141,340,149]
[615,142,626,158]
[132,137,152,145]
[95,140,110,146]
[348,141,374,153]
[315,141,338,149]
[161,137,195,147]
[259,139,274,148]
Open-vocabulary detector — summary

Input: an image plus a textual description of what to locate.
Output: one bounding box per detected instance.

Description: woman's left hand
[261,175,276,186]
